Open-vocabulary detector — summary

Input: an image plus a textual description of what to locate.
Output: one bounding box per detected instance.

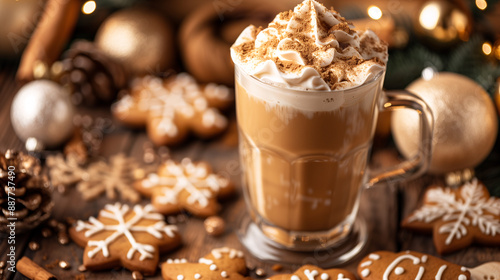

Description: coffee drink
[231,0,389,248]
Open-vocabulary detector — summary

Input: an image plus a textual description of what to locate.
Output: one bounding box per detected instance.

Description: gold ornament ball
[414,0,471,50]
[391,72,498,174]
[0,0,41,57]
[95,8,175,75]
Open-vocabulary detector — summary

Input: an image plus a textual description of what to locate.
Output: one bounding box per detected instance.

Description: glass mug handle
[368,90,434,187]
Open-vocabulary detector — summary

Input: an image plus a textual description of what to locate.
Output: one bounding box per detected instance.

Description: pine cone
[0,150,53,233]
[60,40,127,106]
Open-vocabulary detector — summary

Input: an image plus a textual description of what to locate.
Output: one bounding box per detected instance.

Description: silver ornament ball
[391,72,498,174]
[11,80,75,148]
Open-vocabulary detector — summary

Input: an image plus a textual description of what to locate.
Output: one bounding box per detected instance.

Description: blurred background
[1,0,500,91]
[2,0,500,194]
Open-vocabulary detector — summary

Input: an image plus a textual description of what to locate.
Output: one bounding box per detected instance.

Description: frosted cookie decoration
[267,265,355,280]
[69,203,182,275]
[134,158,235,217]
[402,178,500,254]
[162,247,247,280]
[112,73,233,146]
[357,251,471,280]
[76,153,141,202]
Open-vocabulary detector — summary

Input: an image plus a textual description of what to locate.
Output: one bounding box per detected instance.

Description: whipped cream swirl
[231,0,388,90]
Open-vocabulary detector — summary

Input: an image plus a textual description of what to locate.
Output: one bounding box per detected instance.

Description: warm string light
[367,6,383,20]
[419,3,440,30]
[482,42,492,55]
[475,0,487,10]
[82,0,96,15]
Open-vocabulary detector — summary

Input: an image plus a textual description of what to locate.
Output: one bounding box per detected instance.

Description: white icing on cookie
[407,178,500,246]
[75,203,178,261]
[421,255,428,263]
[167,259,187,264]
[143,158,231,208]
[360,261,372,267]
[212,247,244,259]
[383,254,421,280]
[361,269,370,277]
[394,267,404,275]
[113,74,231,138]
[198,258,213,265]
[304,269,319,280]
[436,265,447,280]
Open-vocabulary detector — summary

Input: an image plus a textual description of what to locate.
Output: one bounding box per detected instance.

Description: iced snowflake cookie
[357,251,470,280]
[401,178,500,254]
[267,265,355,280]
[76,153,141,202]
[69,203,182,275]
[112,73,233,146]
[162,247,247,280]
[134,158,235,217]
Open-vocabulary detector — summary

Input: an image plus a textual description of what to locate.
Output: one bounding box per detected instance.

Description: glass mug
[234,64,433,264]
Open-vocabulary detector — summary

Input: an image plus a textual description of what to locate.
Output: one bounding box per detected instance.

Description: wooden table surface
[0,63,499,280]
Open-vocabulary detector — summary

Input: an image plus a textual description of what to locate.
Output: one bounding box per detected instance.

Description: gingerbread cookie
[112,73,233,146]
[69,203,182,275]
[402,178,500,254]
[162,247,247,280]
[134,158,234,217]
[357,251,471,280]
[268,265,355,280]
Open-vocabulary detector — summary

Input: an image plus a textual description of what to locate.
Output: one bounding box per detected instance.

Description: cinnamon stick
[17,0,81,83]
[17,256,57,280]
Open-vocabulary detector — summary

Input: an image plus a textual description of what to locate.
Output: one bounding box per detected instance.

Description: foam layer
[235,65,383,118]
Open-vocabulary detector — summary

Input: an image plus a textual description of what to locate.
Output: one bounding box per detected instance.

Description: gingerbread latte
[231,0,388,247]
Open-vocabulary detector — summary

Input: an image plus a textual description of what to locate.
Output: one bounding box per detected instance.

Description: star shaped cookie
[69,203,182,275]
[134,158,235,217]
[401,178,500,254]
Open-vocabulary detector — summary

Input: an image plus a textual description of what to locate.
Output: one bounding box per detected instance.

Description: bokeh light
[475,0,487,10]
[482,42,492,55]
[367,6,383,20]
[82,1,96,15]
[419,3,440,30]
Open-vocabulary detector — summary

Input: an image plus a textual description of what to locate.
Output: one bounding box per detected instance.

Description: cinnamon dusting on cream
[231,0,388,90]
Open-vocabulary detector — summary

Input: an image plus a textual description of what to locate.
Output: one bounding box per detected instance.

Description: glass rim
[235,64,385,96]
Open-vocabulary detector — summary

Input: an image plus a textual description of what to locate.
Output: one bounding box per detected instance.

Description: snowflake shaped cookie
[134,158,235,217]
[357,251,470,280]
[46,153,86,188]
[402,178,500,254]
[268,265,355,280]
[112,73,233,146]
[162,247,247,280]
[77,153,141,202]
[69,203,182,275]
